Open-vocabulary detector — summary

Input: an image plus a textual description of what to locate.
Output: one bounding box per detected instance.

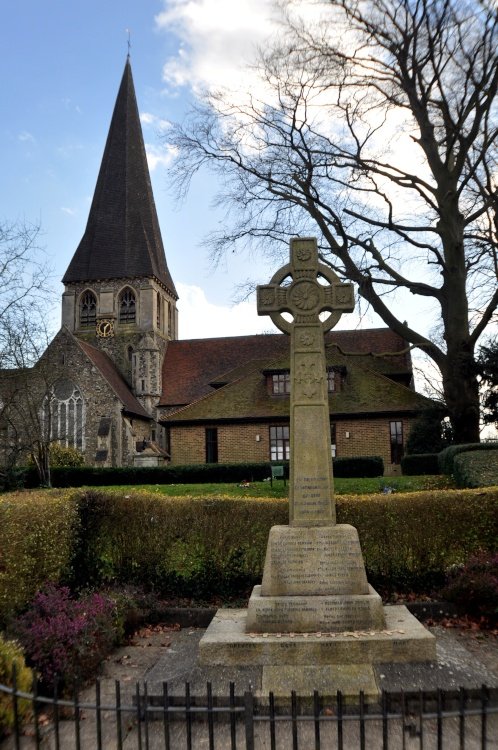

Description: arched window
[119,287,136,323]
[80,291,97,327]
[43,379,85,450]
[156,293,162,330]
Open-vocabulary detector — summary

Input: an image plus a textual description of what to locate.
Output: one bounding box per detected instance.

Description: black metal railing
[1,680,496,749]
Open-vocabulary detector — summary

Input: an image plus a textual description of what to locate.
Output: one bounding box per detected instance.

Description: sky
[1,0,495,414]
[0,0,282,339]
[1,0,393,342]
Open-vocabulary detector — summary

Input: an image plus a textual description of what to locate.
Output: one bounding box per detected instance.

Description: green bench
[270,464,286,487]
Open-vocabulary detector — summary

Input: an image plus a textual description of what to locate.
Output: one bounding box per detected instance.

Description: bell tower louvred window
[119,288,136,323]
[80,291,97,327]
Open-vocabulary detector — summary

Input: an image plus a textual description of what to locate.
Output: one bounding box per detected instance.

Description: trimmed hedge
[438,443,498,476]
[401,453,440,476]
[453,450,498,488]
[21,456,384,488]
[0,491,78,626]
[23,463,274,488]
[333,456,383,478]
[1,487,496,622]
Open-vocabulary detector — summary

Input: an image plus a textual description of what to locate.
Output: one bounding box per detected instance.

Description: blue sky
[0,0,446,346]
[1,0,293,338]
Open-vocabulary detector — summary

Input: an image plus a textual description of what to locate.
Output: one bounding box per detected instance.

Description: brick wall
[170,423,272,465]
[169,416,416,471]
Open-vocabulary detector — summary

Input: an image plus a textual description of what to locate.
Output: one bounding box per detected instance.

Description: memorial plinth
[199,238,436,697]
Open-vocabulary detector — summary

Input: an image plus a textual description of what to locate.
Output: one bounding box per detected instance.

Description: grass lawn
[104,474,455,499]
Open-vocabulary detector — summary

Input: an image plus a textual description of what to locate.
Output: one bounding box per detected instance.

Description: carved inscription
[261,526,370,597]
[250,597,383,632]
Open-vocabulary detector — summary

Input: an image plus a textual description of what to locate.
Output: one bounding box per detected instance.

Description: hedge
[21,456,384,488]
[438,443,498,476]
[0,491,77,626]
[1,487,496,623]
[401,453,440,476]
[453,450,498,488]
[333,456,383,478]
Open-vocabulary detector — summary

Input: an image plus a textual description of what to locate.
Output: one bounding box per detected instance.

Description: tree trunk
[441,347,480,443]
[438,186,480,444]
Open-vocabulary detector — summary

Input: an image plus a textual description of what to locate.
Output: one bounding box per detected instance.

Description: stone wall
[62,277,176,384]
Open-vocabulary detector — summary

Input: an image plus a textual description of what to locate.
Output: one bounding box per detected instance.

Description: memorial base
[246,584,385,632]
[199,606,436,667]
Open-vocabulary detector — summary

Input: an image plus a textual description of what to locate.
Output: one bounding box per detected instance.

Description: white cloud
[155,0,281,93]
[18,130,35,143]
[61,206,76,216]
[176,281,384,340]
[140,112,172,131]
[145,142,178,171]
[176,282,277,339]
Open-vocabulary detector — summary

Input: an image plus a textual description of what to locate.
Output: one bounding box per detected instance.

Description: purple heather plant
[14,584,119,692]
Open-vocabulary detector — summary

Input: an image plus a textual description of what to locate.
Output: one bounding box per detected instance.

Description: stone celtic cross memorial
[257,236,354,527]
[246,236,385,634]
[198,237,436,698]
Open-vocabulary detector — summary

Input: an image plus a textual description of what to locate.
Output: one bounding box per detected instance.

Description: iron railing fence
[1,680,496,750]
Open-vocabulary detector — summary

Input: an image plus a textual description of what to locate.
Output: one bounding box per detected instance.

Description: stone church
[0,59,435,473]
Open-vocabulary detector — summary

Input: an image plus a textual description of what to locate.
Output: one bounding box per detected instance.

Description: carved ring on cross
[263,261,346,336]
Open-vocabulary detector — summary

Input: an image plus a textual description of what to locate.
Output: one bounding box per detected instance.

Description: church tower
[61,58,178,408]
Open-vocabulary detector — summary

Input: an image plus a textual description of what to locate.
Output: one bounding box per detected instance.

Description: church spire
[63,59,177,299]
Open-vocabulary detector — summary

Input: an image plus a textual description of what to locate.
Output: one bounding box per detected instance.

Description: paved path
[2,622,497,749]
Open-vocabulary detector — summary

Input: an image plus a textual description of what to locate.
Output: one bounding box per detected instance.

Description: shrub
[0,491,78,626]
[406,411,450,454]
[13,584,120,693]
[62,487,497,598]
[333,456,384,478]
[22,456,384,488]
[441,552,498,626]
[0,466,27,493]
[0,635,33,739]
[438,443,498,475]
[453,450,498,488]
[401,453,440,476]
[48,443,85,468]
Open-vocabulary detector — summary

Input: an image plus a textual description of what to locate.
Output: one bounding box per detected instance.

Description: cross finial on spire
[126,28,131,59]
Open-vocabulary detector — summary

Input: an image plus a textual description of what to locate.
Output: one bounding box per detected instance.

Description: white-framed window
[270,424,290,461]
[272,372,290,394]
[43,380,85,450]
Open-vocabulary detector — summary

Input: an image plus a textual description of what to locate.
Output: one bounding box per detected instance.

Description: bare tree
[0,219,58,485]
[169,0,498,443]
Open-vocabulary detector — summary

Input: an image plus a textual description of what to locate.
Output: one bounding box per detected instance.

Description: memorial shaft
[257,237,354,527]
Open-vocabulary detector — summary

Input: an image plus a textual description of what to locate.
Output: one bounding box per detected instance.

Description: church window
[205,427,218,463]
[119,287,136,323]
[167,302,172,336]
[43,379,85,450]
[269,424,289,461]
[327,369,336,392]
[272,372,290,394]
[330,422,337,458]
[127,345,133,362]
[80,291,97,327]
[390,420,404,464]
[156,293,162,330]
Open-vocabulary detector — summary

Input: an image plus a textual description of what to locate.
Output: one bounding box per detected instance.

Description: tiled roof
[62,59,177,298]
[75,338,151,420]
[159,328,412,407]
[163,354,433,424]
